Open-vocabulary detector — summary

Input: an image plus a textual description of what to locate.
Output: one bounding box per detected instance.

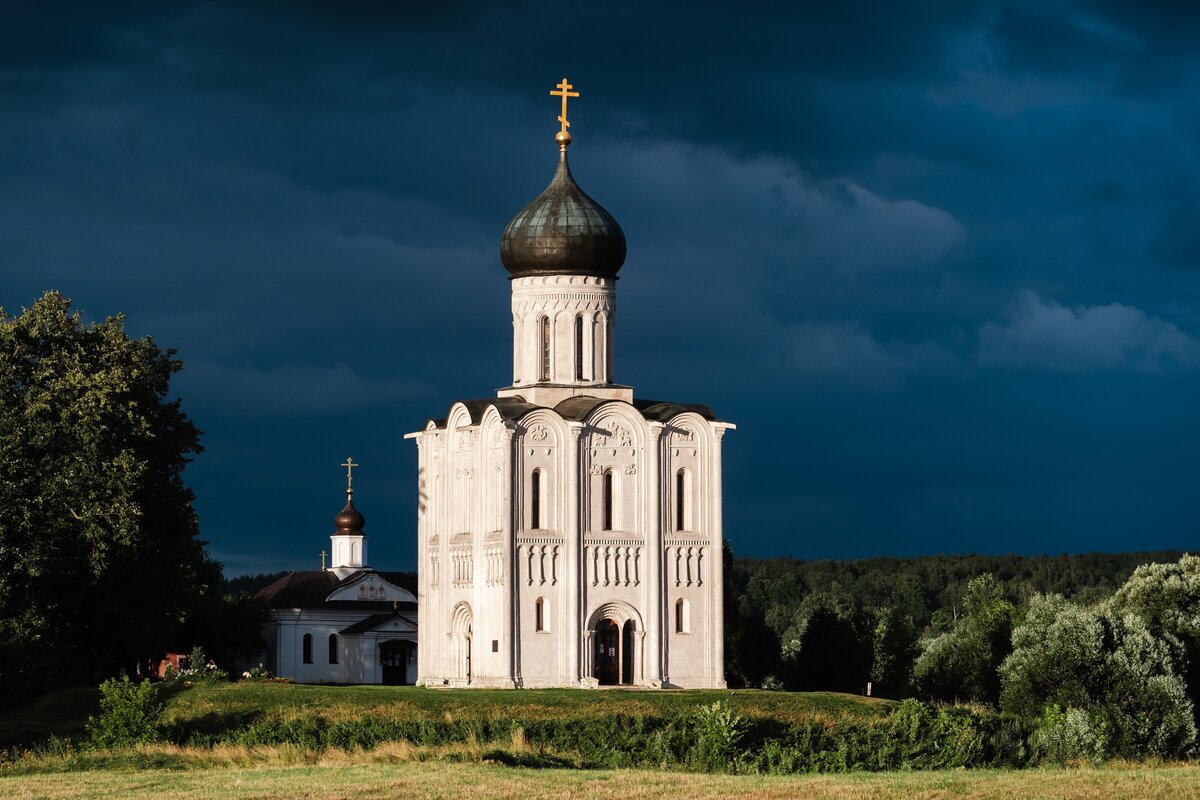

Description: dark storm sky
[3,2,1198,575]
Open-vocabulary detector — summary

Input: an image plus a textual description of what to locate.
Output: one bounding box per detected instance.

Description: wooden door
[596,619,619,685]
[381,645,407,685]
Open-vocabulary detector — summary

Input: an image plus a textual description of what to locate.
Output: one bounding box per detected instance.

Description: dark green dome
[500,150,626,279]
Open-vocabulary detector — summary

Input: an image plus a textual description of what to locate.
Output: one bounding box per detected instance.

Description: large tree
[0,292,225,696]
[999,594,1195,761]
[912,573,1018,706]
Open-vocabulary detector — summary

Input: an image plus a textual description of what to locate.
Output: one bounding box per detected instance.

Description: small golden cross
[550,77,579,133]
[319,549,328,571]
[341,457,359,493]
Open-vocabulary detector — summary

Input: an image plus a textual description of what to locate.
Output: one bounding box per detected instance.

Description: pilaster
[646,422,665,684]
[566,420,583,682]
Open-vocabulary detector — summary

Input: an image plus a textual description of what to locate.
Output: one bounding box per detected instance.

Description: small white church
[406,79,733,688]
[255,467,419,684]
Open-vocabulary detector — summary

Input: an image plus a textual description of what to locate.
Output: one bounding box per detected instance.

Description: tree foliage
[999,594,1195,760]
[0,292,258,697]
[912,574,1018,705]
[725,550,1180,694]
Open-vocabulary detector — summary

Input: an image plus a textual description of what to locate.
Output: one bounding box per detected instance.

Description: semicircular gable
[446,402,474,431]
[663,411,714,452]
[583,402,648,449]
[515,407,569,445]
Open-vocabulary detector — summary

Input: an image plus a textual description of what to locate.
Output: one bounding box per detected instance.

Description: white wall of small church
[264,611,416,685]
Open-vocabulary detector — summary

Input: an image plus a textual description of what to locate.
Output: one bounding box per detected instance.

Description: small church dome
[333,497,365,535]
[500,148,626,279]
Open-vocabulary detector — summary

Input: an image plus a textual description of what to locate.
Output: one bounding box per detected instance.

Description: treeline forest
[723,547,1200,761]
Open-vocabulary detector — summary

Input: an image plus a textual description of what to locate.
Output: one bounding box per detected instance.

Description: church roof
[422,395,724,431]
[339,612,418,635]
[499,148,626,279]
[254,569,418,611]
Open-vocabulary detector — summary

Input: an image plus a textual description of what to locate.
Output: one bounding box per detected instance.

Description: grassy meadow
[0,683,891,750]
[4,684,1199,798]
[6,759,1200,800]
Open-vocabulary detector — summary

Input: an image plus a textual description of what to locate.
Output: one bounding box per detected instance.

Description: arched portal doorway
[587,602,643,686]
[450,602,472,685]
[595,620,619,685]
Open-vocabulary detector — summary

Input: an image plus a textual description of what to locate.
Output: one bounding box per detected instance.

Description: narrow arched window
[575,315,584,380]
[328,633,338,664]
[530,469,542,530]
[675,599,690,634]
[603,470,614,531]
[540,316,551,381]
[676,469,686,532]
[302,633,313,664]
[535,597,546,632]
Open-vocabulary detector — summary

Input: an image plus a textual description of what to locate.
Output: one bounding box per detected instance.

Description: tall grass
[4,695,1039,777]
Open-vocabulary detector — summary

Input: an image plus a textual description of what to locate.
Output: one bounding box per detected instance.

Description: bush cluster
[161,699,1035,773]
[85,677,163,748]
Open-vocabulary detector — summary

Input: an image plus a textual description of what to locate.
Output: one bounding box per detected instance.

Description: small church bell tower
[329,457,367,579]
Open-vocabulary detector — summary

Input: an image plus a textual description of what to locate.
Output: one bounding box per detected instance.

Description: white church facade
[255,469,419,685]
[406,80,733,688]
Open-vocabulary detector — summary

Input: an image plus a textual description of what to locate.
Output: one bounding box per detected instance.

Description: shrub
[689,701,748,770]
[1000,594,1197,761]
[1033,705,1104,765]
[85,677,163,748]
[240,663,274,681]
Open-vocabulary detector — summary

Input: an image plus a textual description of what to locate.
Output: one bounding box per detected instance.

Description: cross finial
[319,549,328,571]
[550,77,580,145]
[341,457,359,496]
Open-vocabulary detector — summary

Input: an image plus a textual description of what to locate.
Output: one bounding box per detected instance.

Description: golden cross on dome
[341,457,359,494]
[550,77,579,133]
[319,549,328,572]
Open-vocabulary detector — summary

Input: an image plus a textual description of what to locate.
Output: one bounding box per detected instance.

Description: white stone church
[406,84,733,688]
[255,482,420,685]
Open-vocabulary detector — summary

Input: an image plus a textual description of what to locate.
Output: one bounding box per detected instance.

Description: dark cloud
[978,291,1200,372]
[2,1,1199,572]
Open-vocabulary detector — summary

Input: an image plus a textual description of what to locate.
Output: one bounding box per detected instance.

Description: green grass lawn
[0,687,100,748]
[1,682,892,750]
[161,682,891,725]
[6,761,1200,800]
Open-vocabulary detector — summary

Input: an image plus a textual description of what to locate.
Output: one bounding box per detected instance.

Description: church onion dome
[333,496,365,535]
[499,145,627,279]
